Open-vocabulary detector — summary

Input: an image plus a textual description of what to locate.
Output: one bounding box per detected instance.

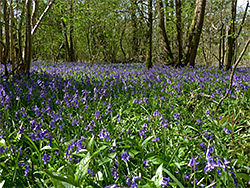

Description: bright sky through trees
[238,0,248,7]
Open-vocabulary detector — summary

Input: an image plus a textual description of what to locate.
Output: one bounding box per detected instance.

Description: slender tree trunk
[169,0,174,49]
[225,0,236,71]
[184,0,206,66]
[10,0,16,71]
[69,24,75,62]
[17,0,26,70]
[69,0,75,62]
[24,0,32,74]
[61,20,70,62]
[219,24,224,69]
[146,0,153,69]
[0,1,3,64]
[175,0,183,66]
[201,34,208,65]
[131,0,138,60]
[31,0,39,29]
[157,0,173,64]
[3,0,10,75]
[120,23,126,61]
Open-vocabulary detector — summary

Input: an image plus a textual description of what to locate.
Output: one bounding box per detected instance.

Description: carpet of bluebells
[0,62,250,188]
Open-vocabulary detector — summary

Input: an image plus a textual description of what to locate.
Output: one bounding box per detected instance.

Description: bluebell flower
[121,151,130,162]
[143,160,149,168]
[173,113,180,120]
[223,128,232,134]
[42,153,51,164]
[152,137,160,142]
[24,165,30,177]
[188,156,199,170]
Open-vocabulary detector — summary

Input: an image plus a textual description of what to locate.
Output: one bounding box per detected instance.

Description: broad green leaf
[88,135,95,154]
[152,164,163,188]
[0,139,5,147]
[44,170,78,187]
[141,136,154,149]
[41,146,52,150]
[0,180,5,188]
[237,173,250,181]
[75,152,91,185]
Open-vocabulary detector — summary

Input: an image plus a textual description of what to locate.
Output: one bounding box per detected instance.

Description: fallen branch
[214,36,250,111]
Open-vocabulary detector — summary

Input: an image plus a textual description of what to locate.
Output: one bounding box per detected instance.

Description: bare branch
[31,0,54,36]
[215,36,250,111]
[235,1,249,40]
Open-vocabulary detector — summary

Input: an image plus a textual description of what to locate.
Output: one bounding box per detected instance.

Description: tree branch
[215,36,250,111]
[235,1,249,40]
[31,0,54,36]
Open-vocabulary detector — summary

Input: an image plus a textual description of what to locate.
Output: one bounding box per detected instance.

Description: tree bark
[157,0,173,64]
[146,0,153,69]
[24,0,32,74]
[17,0,26,70]
[61,20,70,62]
[224,0,248,71]
[69,0,75,62]
[3,0,10,75]
[184,0,206,66]
[0,1,3,64]
[224,0,236,71]
[175,0,183,66]
[10,0,16,71]
[131,0,138,60]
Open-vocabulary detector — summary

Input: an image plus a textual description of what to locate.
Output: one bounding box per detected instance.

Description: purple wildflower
[24,165,30,177]
[188,156,199,171]
[152,137,160,142]
[42,153,51,164]
[121,151,130,162]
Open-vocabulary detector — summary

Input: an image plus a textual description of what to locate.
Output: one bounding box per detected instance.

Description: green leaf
[237,173,250,181]
[163,168,185,188]
[75,152,91,185]
[0,139,5,147]
[44,170,78,187]
[24,135,39,154]
[141,136,154,149]
[88,135,95,154]
[152,164,163,188]
[0,180,5,188]
[41,146,53,150]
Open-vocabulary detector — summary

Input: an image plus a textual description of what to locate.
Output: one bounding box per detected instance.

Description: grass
[0,62,250,187]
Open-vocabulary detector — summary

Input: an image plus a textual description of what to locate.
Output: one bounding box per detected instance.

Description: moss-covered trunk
[146,0,153,69]
[184,0,206,66]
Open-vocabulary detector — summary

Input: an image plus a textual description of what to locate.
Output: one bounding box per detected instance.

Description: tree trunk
[0,1,3,64]
[69,23,75,62]
[225,0,236,71]
[184,0,206,66]
[219,24,224,69]
[146,0,153,69]
[131,0,138,60]
[157,0,173,64]
[3,0,10,75]
[24,0,32,74]
[61,20,70,62]
[69,0,75,62]
[17,0,26,71]
[10,0,16,71]
[175,0,183,66]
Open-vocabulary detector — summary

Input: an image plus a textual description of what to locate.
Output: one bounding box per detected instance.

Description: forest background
[1,0,250,74]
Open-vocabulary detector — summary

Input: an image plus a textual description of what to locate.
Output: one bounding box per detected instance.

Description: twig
[214,36,250,111]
